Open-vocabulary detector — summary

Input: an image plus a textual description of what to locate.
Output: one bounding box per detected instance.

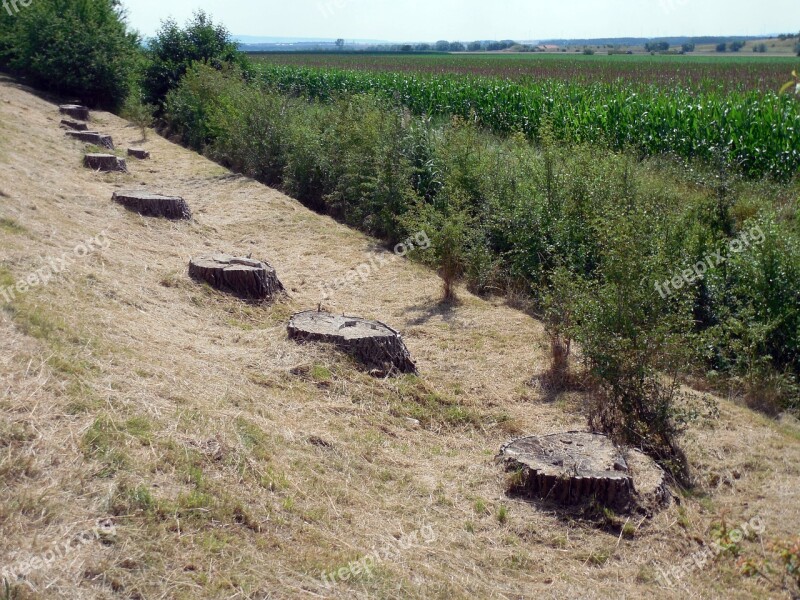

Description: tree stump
[189,254,284,300]
[84,154,127,173]
[59,104,89,121]
[111,191,191,220]
[499,432,670,512]
[288,311,417,375]
[60,119,88,131]
[66,131,114,149]
[127,148,150,160]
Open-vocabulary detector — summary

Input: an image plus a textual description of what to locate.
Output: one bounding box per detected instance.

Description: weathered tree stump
[499,432,669,512]
[59,104,89,121]
[127,148,150,160]
[84,154,127,173]
[111,191,191,220]
[60,119,88,131]
[66,131,114,149]
[288,311,417,375]
[189,254,284,300]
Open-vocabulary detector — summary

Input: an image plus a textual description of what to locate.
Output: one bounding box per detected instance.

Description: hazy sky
[121,0,800,41]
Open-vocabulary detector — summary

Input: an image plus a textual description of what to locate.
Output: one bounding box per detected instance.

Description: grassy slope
[0,75,798,599]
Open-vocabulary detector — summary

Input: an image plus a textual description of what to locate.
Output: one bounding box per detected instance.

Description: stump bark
[189,254,284,301]
[111,191,191,220]
[60,119,88,131]
[127,148,150,160]
[84,154,127,173]
[66,131,114,149]
[499,432,669,512]
[59,104,89,121]
[288,311,417,375]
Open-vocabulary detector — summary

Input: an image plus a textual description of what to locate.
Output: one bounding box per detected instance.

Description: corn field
[256,63,800,180]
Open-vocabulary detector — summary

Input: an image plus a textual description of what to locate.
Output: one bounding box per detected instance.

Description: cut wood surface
[189,254,284,300]
[65,131,114,149]
[111,190,191,220]
[288,310,417,375]
[60,119,88,131]
[83,153,126,172]
[127,148,150,159]
[499,432,670,511]
[59,104,89,120]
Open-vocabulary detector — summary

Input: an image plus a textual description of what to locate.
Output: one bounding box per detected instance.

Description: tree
[0,0,141,109]
[449,41,465,52]
[434,40,450,52]
[142,11,246,109]
[335,38,345,49]
[716,42,727,52]
[415,43,431,52]
[467,41,483,52]
[681,42,696,53]
[645,41,670,52]
[731,40,745,52]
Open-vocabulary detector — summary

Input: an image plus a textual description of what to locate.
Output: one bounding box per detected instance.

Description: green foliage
[405,193,473,301]
[645,41,670,52]
[121,93,155,141]
[0,0,141,109]
[256,62,800,181]
[142,10,247,109]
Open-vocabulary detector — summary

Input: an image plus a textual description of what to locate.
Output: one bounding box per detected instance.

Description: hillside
[1,74,799,599]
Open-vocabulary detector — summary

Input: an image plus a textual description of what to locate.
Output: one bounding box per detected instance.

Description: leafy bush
[121,94,155,141]
[0,0,141,109]
[142,10,248,110]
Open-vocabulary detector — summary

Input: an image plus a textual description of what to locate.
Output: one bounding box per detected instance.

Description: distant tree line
[372,40,520,53]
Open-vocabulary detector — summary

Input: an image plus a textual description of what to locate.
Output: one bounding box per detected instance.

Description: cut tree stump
[499,432,670,512]
[288,311,417,375]
[66,131,114,149]
[84,154,127,173]
[127,148,150,160]
[111,191,191,220]
[189,254,284,300]
[59,105,89,121]
[60,119,88,131]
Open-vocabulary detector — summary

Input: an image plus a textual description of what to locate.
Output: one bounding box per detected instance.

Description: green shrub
[121,94,156,141]
[1,0,141,109]
[142,10,248,110]
[163,63,240,150]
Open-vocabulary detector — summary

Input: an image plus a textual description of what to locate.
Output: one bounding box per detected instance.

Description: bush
[405,192,473,302]
[0,0,141,109]
[142,10,247,110]
[121,94,156,141]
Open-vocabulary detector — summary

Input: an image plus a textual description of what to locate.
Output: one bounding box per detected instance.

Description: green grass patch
[0,218,25,234]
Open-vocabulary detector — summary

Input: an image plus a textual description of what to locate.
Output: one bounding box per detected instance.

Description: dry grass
[1,74,799,599]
